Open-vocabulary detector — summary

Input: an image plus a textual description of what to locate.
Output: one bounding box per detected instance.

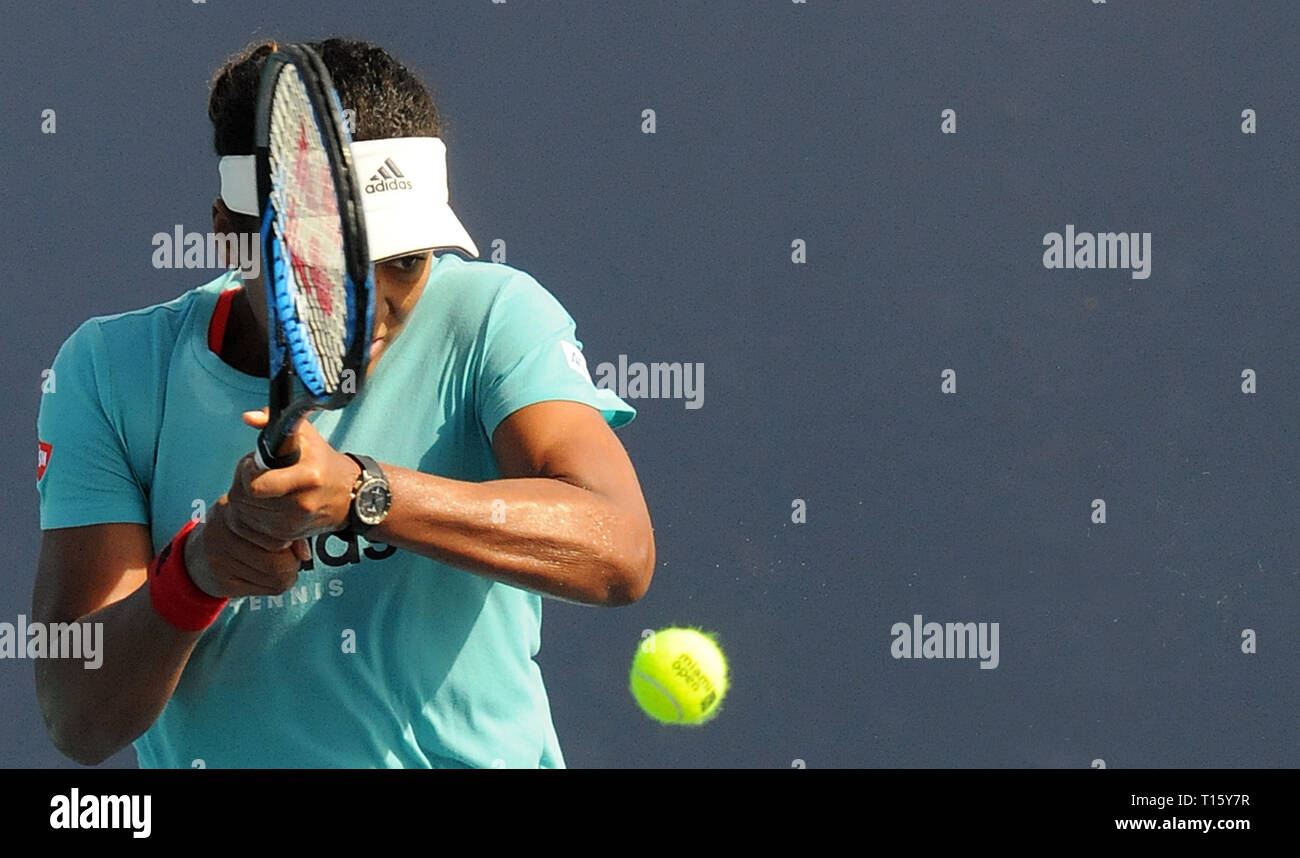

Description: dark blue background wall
[3,1,1297,768]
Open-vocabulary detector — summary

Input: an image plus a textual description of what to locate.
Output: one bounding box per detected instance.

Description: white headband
[219,136,478,261]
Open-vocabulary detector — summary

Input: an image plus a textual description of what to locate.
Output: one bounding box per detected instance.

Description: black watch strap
[347,452,382,481]
[345,453,388,537]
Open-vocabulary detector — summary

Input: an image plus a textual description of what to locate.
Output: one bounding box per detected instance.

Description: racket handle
[255,414,303,470]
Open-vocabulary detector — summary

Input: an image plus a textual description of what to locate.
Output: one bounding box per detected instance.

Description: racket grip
[255,425,302,470]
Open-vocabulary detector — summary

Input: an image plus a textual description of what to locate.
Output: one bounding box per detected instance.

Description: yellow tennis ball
[629,627,729,725]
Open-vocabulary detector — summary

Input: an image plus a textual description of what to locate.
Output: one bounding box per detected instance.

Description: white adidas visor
[218,136,479,261]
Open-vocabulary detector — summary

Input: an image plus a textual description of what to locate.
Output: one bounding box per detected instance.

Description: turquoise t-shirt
[36,254,634,768]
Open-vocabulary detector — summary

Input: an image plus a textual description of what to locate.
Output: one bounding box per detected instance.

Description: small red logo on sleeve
[37,441,52,480]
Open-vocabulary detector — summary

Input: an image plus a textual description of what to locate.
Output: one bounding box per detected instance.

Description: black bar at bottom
[0,768,1284,843]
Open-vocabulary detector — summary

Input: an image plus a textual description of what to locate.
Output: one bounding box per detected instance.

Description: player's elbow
[53,733,114,767]
[40,701,116,766]
[604,525,655,607]
[36,670,125,766]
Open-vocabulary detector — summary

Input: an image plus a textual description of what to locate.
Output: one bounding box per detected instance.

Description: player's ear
[210,198,235,270]
[212,197,236,238]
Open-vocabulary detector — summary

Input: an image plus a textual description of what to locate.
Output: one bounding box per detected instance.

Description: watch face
[356,480,392,525]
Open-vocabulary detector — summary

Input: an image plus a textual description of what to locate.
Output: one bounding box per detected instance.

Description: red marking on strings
[275,120,339,321]
[290,258,336,317]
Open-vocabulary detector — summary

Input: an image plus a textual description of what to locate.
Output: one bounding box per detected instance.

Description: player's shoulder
[428,253,535,295]
[426,254,567,322]
[57,272,232,363]
[83,273,228,342]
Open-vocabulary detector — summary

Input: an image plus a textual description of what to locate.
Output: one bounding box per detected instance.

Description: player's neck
[219,288,270,378]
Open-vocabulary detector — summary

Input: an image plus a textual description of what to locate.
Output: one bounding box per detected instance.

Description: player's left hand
[224,408,361,546]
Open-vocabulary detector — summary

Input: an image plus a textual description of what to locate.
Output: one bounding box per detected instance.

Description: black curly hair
[208,37,443,230]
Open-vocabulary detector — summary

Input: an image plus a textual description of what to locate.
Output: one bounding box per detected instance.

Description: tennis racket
[252,43,374,471]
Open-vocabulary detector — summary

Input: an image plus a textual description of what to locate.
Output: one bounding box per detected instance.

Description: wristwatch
[344,453,391,538]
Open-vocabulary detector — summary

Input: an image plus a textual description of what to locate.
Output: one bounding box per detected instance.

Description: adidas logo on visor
[364,158,414,193]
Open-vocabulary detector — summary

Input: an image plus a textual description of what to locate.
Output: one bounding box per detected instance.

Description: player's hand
[184,496,309,598]
[224,408,361,546]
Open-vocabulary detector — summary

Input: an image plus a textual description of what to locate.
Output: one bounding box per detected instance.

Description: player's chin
[365,339,386,373]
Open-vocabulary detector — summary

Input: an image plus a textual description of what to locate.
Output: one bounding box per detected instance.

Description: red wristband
[148,519,228,631]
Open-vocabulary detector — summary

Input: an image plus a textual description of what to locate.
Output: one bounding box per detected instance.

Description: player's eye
[380,253,430,276]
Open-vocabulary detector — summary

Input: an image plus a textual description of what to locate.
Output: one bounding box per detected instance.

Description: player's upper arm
[34,318,155,619]
[476,269,652,601]
[33,524,154,625]
[491,400,654,602]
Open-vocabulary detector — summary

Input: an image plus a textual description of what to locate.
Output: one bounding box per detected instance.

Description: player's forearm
[35,585,203,766]
[374,465,653,606]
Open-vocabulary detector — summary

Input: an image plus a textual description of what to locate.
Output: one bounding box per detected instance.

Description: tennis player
[33,38,654,768]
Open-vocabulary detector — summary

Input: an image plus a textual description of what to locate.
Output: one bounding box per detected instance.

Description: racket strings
[267,64,351,394]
